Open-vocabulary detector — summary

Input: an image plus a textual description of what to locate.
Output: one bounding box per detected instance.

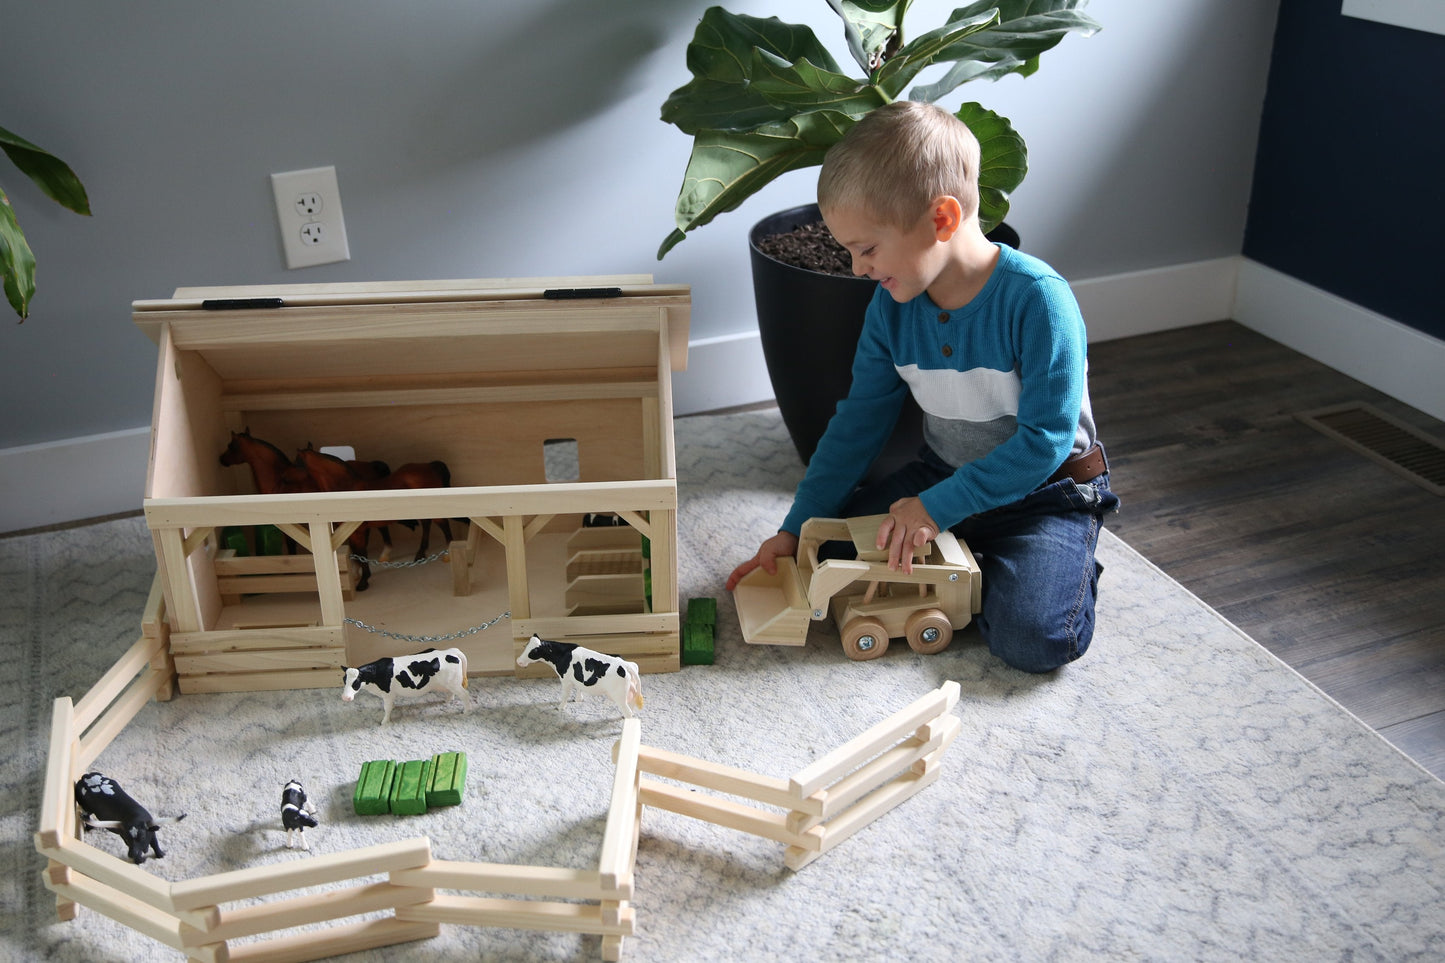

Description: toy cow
[516,634,644,719]
[74,771,186,865]
[280,780,319,850]
[341,647,470,725]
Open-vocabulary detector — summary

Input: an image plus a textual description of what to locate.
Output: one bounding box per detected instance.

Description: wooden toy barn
[130,275,689,692]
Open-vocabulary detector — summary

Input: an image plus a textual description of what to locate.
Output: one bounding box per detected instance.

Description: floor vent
[1297,402,1445,496]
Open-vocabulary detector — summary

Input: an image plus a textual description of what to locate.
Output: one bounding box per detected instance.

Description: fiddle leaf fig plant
[658,0,1099,259]
[1,124,91,321]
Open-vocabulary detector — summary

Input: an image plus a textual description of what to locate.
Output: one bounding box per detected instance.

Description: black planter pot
[749,202,1019,483]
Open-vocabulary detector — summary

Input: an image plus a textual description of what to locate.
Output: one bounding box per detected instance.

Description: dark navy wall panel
[1244,0,1444,340]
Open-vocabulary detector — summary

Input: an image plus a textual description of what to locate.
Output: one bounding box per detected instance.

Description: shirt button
[941,344,953,357]
[938,312,949,323]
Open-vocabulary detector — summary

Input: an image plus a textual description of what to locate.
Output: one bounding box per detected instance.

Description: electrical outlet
[271,166,350,269]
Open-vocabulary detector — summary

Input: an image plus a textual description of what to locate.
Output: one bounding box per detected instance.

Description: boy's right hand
[725,531,799,592]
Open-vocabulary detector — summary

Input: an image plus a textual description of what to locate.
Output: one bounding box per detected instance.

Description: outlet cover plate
[271,166,350,269]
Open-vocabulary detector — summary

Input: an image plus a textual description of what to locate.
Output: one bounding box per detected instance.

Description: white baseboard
[1072,256,1242,342]
[670,330,776,416]
[6,256,1440,532]
[0,427,150,535]
[1233,259,1445,422]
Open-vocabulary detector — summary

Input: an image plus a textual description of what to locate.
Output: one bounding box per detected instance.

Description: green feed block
[259,524,286,556]
[682,620,716,666]
[221,527,249,556]
[390,759,430,815]
[354,759,396,815]
[426,751,468,807]
[686,596,717,627]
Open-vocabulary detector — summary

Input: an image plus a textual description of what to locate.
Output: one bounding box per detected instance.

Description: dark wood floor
[1087,320,1445,780]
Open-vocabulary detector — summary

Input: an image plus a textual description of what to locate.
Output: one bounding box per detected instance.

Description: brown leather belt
[1049,443,1107,485]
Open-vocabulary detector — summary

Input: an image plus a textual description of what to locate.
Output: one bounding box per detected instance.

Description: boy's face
[822,204,948,304]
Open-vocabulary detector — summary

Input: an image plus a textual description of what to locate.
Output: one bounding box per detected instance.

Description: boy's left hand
[877,497,940,574]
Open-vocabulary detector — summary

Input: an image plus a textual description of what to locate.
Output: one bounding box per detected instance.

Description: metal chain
[343,610,511,645]
[348,548,451,569]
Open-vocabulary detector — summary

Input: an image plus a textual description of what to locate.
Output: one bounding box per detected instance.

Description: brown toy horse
[294,444,455,591]
[219,429,316,495]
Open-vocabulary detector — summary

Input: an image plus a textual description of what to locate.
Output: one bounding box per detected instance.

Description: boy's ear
[933,196,963,241]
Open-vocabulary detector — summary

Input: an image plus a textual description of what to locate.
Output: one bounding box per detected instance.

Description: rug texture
[3,409,1443,962]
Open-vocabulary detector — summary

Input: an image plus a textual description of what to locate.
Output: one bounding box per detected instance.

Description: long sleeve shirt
[781,243,1097,534]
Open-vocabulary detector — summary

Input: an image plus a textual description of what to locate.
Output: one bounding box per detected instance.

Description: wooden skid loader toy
[732,515,982,660]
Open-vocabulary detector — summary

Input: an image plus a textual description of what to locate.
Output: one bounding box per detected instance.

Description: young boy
[725,101,1118,673]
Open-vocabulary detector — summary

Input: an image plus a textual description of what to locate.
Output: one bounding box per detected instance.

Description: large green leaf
[828,0,912,74]
[1,189,38,320]
[959,102,1028,234]
[874,8,1002,97]
[662,9,845,134]
[0,124,91,216]
[907,1,1101,104]
[658,110,857,259]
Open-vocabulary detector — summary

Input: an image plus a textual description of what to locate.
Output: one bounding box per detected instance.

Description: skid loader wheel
[841,616,890,661]
[904,608,954,654]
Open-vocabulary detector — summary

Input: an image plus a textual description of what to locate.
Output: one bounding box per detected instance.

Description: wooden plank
[634,744,818,815]
[220,918,440,963]
[788,682,960,798]
[391,862,617,900]
[144,480,677,529]
[73,633,166,732]
[178,667,343,694]
[40,836,176,914]
[310,521,346,626]
[190,879,433,944]
[638,778,822,851]
[396,894,634,937]
[790,714,961,833]
[76,666,171,769]
[173,647,347,676]
[35,697,76,851]
[169,838,432,911]
[784,766,943,871]
[43,869,185,949]
[598,719,641,894]
[222,380,659,413]
[169,626,343,655]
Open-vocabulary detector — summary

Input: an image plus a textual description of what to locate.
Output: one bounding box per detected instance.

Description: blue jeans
[841,445,1120,673]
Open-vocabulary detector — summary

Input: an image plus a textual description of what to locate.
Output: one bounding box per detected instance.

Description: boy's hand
[725,531,799,592]
[877,498,940,574]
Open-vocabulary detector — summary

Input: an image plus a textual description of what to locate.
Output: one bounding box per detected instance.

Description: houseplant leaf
[958,102,1027,234]
[661,8,846,134]
[828,0,912,73]
[659,110,856,259]
[873,8,1002,97]
[906,1,1102,103]
[0,124,92,216]
[1,189,38,319]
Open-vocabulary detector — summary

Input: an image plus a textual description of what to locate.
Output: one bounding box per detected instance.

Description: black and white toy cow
[341,646,470,725]
[280,780,319,850]
[516,634,644,719]
[74,771,186,865]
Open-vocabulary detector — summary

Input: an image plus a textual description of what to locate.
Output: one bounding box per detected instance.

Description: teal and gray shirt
[782,243,1097,534]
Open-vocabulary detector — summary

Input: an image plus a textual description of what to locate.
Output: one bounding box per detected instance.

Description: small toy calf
[517,634,644,719]
[280,780,318,850]
[341,646,470,725]
[74,771,186,865]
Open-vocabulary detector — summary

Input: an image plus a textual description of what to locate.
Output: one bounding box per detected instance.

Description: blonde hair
[817,101,981,228]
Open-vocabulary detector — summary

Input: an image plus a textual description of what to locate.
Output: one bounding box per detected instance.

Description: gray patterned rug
[3,409,1443,962]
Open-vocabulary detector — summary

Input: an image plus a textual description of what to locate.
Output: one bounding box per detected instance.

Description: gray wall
[1,0,1279,449]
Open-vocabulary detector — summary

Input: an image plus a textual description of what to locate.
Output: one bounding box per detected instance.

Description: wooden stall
[132,275,689,692]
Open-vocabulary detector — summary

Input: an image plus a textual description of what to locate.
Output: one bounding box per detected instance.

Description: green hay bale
[389,759,430,816]
[354,759,396,815]
[682,620,715,666]
[686,596,717,626]
[426,751,468,807]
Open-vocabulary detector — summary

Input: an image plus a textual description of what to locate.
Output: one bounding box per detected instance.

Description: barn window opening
[544,438,580,482]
